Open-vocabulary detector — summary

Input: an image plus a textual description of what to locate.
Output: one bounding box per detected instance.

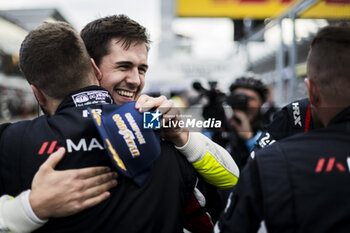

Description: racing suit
[215,106,350,233]
[253,98,313,152]
[0,86,239,233]
[0,86,198,233]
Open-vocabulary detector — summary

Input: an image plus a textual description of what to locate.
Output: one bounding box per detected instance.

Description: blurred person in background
[191,80,228,147]
[226,76,268,169]
[216,23,350,233]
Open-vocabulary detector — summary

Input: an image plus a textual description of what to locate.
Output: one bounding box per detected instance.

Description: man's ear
[91,58,102,81]
[305,78,320,107]
[31,85,47,107]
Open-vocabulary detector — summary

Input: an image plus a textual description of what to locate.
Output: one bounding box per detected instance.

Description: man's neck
[42,97,63,116]
[314,105,345,127]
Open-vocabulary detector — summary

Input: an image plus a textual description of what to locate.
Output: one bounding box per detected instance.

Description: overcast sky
[0,0,328,64]
[0,0,159,31]
[0,0,245,94]
[0,0,235,61]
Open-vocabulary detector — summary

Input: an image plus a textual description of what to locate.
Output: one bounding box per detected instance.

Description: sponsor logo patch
[38,141,60,155]
[292,102,302,127]
[258,132,276,148]
[315,157,347,173]
[38,138,105,155]
[72,90,112,107]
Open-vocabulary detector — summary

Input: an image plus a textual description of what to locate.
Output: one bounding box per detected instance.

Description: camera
[192,81,226,121]
[226,93,249,111]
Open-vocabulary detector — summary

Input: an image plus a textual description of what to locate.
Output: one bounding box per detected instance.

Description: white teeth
[117,90,134,98]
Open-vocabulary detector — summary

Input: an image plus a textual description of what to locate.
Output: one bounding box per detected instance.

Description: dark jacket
[216,106,350,233]
[0,86,197,233]
[253,98,313,152]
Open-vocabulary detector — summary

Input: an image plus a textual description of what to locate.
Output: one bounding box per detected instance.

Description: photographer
[192,81,228,147]
[226,76,268,169]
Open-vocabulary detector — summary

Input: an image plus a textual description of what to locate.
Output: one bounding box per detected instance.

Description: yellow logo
[91,109,101,126]
[113,114,140,158]
[106,138,127,171]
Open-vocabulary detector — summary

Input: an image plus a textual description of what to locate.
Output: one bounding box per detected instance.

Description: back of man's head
[307,23,350,106]
[80,14,151,66]
[19,21,95,100]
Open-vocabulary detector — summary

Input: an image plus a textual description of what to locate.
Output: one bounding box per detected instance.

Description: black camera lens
[227,93,249,110]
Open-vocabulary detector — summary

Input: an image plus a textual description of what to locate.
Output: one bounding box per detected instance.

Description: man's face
[233,87,263,120]
[98,38,148,105]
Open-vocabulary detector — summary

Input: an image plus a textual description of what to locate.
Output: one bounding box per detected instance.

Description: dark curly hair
[229,76,268,103]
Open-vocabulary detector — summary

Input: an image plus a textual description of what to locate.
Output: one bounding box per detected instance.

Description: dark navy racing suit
[0,86,197,233]
[216,106,350,233]
[253,98,313,153]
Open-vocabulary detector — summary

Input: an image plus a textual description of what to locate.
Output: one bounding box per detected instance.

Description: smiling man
[97,37,148,105]
[81,15,240,229]
[81,15,239,189]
